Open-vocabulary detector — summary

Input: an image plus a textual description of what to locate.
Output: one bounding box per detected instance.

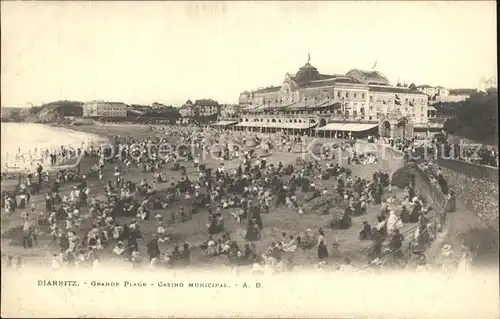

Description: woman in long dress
[386,210,398,236]
[457,246,473,274]
[317,228,329,261]
[245,219,257,241]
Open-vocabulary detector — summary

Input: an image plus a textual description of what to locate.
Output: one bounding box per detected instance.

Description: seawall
[437,158,499,228]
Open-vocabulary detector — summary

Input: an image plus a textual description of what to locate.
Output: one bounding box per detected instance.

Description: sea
[1,123,104,172]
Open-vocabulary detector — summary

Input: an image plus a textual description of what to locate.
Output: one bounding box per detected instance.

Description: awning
[315,122,378,132]
[211,120,238,126]
[279,123,315,129]
[235,122,315,129]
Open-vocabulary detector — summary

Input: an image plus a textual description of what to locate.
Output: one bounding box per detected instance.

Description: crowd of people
[1,124,454,273]
[1,139,102,177]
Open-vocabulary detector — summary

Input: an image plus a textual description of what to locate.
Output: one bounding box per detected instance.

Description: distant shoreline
[1,123,110,179]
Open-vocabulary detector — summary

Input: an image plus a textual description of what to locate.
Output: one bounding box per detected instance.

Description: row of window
[97,111,127,115]
[84,104,127,108]
[243,118,294,123]
[335,91,366,100]
[263,92,367,103]
[244,118,318,124]
[262,97,296,104]
[199,108,217,112]
[259,94,427,106]
[241,115,408,122]
[241,114,430,122]
[241,109,430,117]
[370,96,426,104]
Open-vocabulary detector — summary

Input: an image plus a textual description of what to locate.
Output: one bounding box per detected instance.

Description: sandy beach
[1,122,434,272]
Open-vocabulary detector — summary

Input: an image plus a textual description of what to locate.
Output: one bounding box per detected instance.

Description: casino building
[212,55,442,138]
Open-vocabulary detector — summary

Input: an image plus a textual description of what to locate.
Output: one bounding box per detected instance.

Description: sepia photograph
[1,1,498,318]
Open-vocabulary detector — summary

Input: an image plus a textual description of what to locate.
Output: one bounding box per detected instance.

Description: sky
[1,1,497,107]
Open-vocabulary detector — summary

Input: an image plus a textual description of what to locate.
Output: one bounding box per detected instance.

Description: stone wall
[437,159,499,228]
[437,158,498,183]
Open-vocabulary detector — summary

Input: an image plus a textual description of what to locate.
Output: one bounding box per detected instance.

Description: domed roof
[294,62,321,84]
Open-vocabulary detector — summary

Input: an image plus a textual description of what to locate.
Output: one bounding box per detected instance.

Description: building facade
[417,85,440,97]
[416,85,452,99]
[230,57,436,138]
[179,100,221,117]
[433,94,470,104]
[179,100,194,118]
[83,101,128,117]
[218,104,239,120]
[179,99,223,124]
[195,105,220,117]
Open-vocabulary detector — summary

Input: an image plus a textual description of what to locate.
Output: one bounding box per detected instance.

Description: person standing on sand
[147,235,161,262]
[317,228,329,262]
[16,257,23,270]
[36,163,43,185]
[51,253,62,270]
[5,256,14,269]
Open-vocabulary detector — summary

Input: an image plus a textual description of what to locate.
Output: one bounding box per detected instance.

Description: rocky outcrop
[4,101,83,123]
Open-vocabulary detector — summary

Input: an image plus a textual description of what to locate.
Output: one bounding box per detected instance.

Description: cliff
[3,101,83,123]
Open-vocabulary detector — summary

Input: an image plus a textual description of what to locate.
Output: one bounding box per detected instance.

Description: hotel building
[179,100,221,118]
[82,101,128,118]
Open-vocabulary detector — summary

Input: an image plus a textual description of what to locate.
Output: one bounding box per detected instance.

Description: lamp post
[400,117,407,140]
[341,98,345,117]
